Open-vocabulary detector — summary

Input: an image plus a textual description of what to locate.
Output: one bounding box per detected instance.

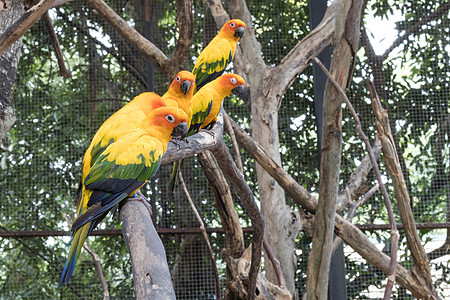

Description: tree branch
[226,115,439,299]
[367,78,439,298]
[336,137,382,212]
[211,140,264,300]
[86,0,167,70]
[161,113,223,165]
[224,110,244,173]
[62,214,109,300]
[314,56,398,300]
[42,12,71,78]
[0,0,57,57]
[380,2,450,61]
[119,200,176,299]
[178,172,221,300]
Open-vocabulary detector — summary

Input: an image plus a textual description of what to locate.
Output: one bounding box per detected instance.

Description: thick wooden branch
[119,200,176,300]
[197,150,245,258]
[227,116,439,299]
[263,1,336,107]
[0,0,57,57]
[367,79,439,298]
[306,1,362,298]
[211,140,264,300]
[86,0,168,70]
[161,113,223,164]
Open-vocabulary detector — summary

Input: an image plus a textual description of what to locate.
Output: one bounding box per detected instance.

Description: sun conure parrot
[59,106,188,288]
[169,73,246,191]
[192,19,246,91]
[71,71,195,207]
[162,70,196,125]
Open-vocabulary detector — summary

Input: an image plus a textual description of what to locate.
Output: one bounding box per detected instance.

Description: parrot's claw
[127,190,152,216]
[199,128,215,137]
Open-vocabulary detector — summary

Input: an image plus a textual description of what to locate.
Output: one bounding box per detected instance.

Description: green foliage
[1,0,449,298]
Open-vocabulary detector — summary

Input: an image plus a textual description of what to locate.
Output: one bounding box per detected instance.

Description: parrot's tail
[58,221,95,288]
[168,159,182,192]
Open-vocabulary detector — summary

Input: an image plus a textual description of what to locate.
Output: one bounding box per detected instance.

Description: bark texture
[306,1,363,298]
[120,200,176,300]
[0,0,23,143]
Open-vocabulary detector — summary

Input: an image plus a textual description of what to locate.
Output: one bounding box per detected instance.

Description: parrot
[169,73,246,191]
[71,71,195,207]
[192,19,246,91]
[162,70,196,125]
[59,105,188,288]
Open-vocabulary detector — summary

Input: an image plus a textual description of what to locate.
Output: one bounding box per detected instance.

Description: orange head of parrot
[147,106,189,139]
[220,19,246,39]
[219,73,246,97]
[169,71,195,97]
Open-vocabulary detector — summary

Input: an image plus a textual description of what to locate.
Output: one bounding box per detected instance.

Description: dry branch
[227,116,439,299]
[211,140,264,300]
[62,214,109,300]
[178,172,221,299]
[119,200,176,299]
[314,57,399,299]
[42,12,71,78]
[367,79,438,298]
[0,0,57,57]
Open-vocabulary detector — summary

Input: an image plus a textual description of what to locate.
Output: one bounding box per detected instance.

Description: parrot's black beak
[180,80,192,95]
[234,26,245,38]
[231,85,245,97]
[172,122,188,138]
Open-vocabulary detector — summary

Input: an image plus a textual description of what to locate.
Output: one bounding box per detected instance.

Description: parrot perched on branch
[162,70,196,123]
[169,73,246,191]
[192,19,246,91]
[59,104,188,288]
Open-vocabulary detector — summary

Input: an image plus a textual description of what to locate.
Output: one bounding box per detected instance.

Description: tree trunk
[0,1,24,143]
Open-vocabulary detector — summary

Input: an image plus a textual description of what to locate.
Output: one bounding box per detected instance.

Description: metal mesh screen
[0,0,449,299]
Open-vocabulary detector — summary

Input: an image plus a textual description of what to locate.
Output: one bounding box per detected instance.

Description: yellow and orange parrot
[59,105,188,287]
[169,73,245,191]
[89,71,194,159]
[192,19,246,91]
[162,70,196,122]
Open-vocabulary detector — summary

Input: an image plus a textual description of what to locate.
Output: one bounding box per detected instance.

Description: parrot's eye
[166,115,175,123]
[230,77,237,84]
[230,22,235,28]
[177,76,181,82]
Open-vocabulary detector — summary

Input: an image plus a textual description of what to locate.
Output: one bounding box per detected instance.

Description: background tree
[0,0,449,299]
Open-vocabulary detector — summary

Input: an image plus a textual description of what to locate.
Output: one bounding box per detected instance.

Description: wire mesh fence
[0,0,449,299]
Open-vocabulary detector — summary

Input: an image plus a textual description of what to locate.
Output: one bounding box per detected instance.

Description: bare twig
[332,184,379,253]
[367,78,438,297]
[223,110,244,173]
[263,237,286,289]
[314,57,398,299]
[42,12,71,78]
[178,172,221,299]
[62,214,110,300]
[0,0,57,57]
[380,2,450,61]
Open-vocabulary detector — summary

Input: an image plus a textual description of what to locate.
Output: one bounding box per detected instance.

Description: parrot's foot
[169,137,189,147]
[199,128,215,137]
[127,190,152,216]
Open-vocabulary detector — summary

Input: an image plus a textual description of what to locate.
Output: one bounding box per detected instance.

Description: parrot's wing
[72,130,162,231]
[188,94,213,136]
[193,38,233,89]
